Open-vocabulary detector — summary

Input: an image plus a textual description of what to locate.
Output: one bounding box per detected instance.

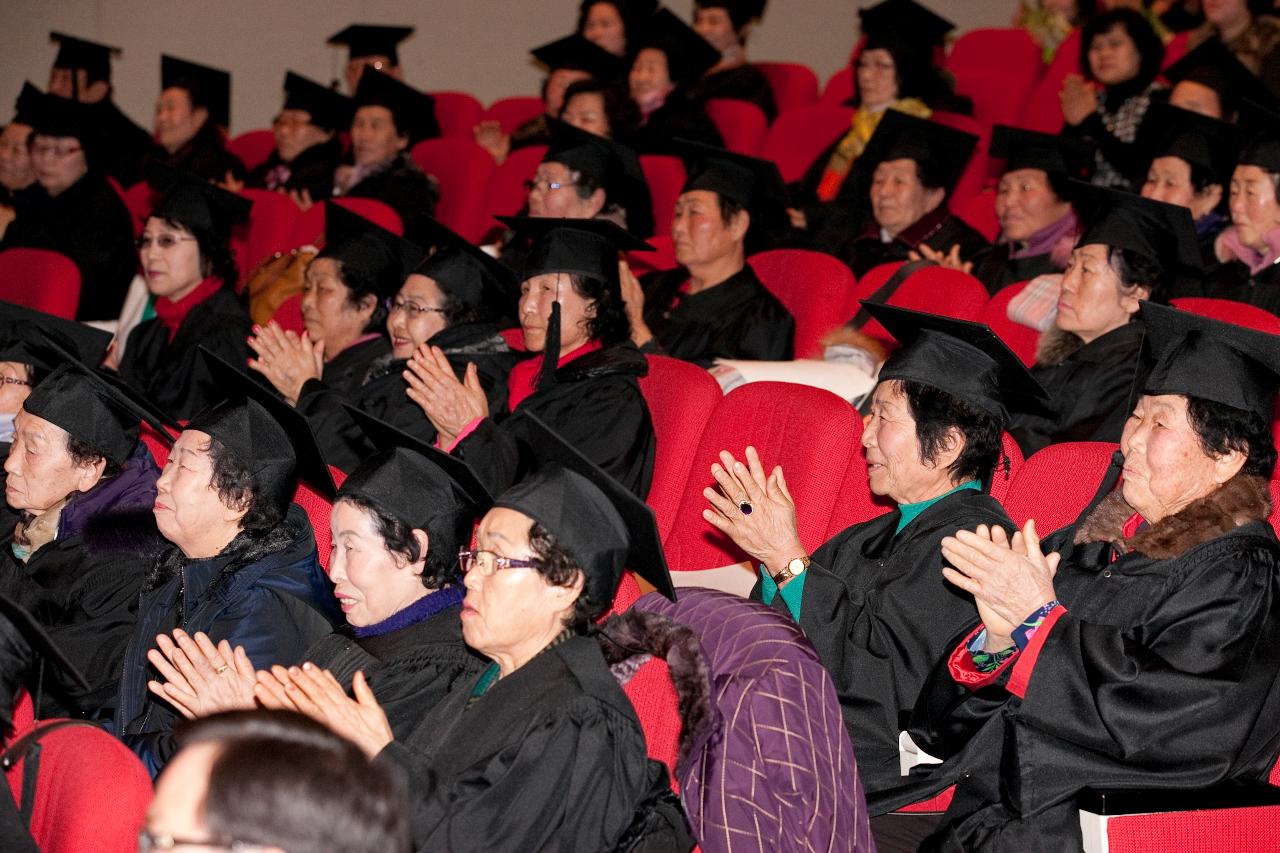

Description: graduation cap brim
[160,55,231,128]
[0,301,112,370]
[989,124,1094,181]
[321,203,421,298]
[496,215,652,285]
[855,109,976,195]
[530,33,627,79]
[1235,98,1280,174]
[412,214,517,307]
[1135,102,1240,185]
[862,301,1048,421]
[1071,180,1202,274]
[673,137,786,210]
[195,348,336,499]
[859,0,954,44]
[344,404,493,510]
[327,24,415,61]
[638,8,723,82]
[37,333,179,438]
[283,71,352,130]
[1163,36,1277,115]
[515,412,675,601]
[49,31,120,76]
[0,591,89,692]
[351,69,436,142]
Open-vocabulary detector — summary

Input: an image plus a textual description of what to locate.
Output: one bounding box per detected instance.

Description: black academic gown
[86,99,152,189]
[246,137,342,201]
[296,324,519,473]
[118,285,252,421]
[453,342,655,499]
[886,461,1280,851]
[1008,322,1144,457]
[842,208,991,280]
[317,334,393,398]
[341,153,440,249]
[0,172,137,321]
[969,245,1061,296]
[628,89,724,154]
[688,64,778,122]
[144,122,245,185]
[379,634,684,853]
[641,265,795,365]
[1202,258,1280,316]
[750,489,1014,795]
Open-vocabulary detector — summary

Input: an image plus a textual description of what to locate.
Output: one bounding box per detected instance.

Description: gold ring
[215,664,230,675]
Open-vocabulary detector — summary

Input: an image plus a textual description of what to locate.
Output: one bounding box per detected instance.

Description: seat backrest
[639,155,687,238]
[271,292,306,334]
[755,61,819,113]
[294,465,347,573]
[1269,477,1280,539]
[0,248,82,319]
[824,444,890,538]
[410,138,497,243]
[481,96,545,136]
[139,422,174,468]
[988,430,1026,506]
[852,263,989,348]
[956,187,1000,243]
[951,68,1036,130]
[236,188,301,280]
[979,281,1040,367]
[947,28,1044,78]
[704,98,768,157]
[762,103,854,183]
[121,181,155,236]
[663,382,861,571]
[1170,297,1280,335]
[227,128,277,173]
[289,198,404,249]
[638,355,724,543]
[622,656,682,784]
[747,248,859,358]
[1002,441,1118,531]
[626,234,677,276]
[482,144,547,228]
[426,91,484,139]
[1018,27,1081,134]
[820,64,854,106]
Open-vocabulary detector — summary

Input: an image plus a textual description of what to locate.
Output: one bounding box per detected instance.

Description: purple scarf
[1006,209,1078,267]
[351,584,465,638]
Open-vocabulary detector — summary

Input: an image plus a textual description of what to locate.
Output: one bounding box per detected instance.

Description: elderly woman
[246,71,349,203]
[894,302,1280,851]
[249,204,415,410]
[577,0,655,58]
[560,77,640,142]
[114,359,341,775]
[256,414,690,852]
[117,173,253,420]
[143,412,489,739]
[1060,8,1166,191]
[704,303,1045,797]
[1008,188,1202,455]
[297,216,519,472]
[1204,125,1280,315]
[408,217,656,498]
[627,8,724,153]
[148,55,244,186]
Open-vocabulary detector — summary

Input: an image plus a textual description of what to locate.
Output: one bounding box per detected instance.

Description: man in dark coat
[246,71,350,203]
[628,8,725,154]
[145,56,245,185]
[685,0,777,121]
[634,142,793,365]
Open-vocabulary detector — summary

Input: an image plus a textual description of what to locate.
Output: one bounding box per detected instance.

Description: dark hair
[176,710,411,853]
[576,0,646,54]
[335,494,459,589]
[1107,245,1167,303]
[527,520,600,631]
[1080,9,1164,89]
[159,216,239,290]
[66,435,123,480]
[1186,396,1277,479]
[568,272,630,345]
[325,258,390,334]
[897,379,1002,484]
[899,157,946,193]
[559,78,641,141]
[716,192,747,225]
[206,434,282,535]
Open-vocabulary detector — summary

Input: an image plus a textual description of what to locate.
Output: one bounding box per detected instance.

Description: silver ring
[739,502,753,515]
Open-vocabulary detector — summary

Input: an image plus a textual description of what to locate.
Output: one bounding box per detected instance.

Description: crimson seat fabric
[852,263,990,350]
[295,464,347,572]
[704,99,768,157]
[956,187,1000,244]
[481,96,545,136]
[988,431,1026,506]
[121,181,155,237]
[235,188,301,281]
[227,128,276,173]
[1170,297,1280,336]
[820,65,855,107]
[1002,441,1119,531]
[747,248,859,358]
[640,155,687,239]
[931,111,989,215]
[755,61,820,113]
[946,28,1044,80]
[762,103,854,183]
[626,234,677,276]
[0,248,82,319]
[410,138,497,243]
[270,292,305,335]
[1018,27,1082,135]
[979,281,1040,368]
[426,91,484,140]
[289,198,404,248]
[482,144,546,232]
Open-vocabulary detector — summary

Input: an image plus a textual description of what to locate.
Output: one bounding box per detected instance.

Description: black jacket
[842,208,991,280]
[628,90,724,154]
[86,98,152,188]
[687,65,777,122]
[1202,258,1280,317]
[969,245,1062,296]
[144,122,246,185]
[246,137,343,201]
[341,153,440,249]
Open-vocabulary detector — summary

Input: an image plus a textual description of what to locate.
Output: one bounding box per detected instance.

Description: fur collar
[1074,474,1273,560]
[596,609,713,770]
[1035,325,1084,366]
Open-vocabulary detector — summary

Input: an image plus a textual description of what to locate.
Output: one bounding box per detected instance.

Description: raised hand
[146,629,257,720]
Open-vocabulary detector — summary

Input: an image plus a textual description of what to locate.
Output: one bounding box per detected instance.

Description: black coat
[453,343,656,499]
[1201,258,1280,316]
[118,286,252,421]
[297,324,519,473]
[1008,322,1144,457]
[687,65,777,121]
[246,138,343,201]
[1,172,137,321]
[86,98,152,189]
[144,122,246,185]
[842,210,991,280]
[888,461,1280,851]
[341,153,440,249]
[641,265,795,365]
[969,245,1061,296]
[628,90,724,154]
[319,335,393,397]
[751,489,1014,795]
[379,634,688,853]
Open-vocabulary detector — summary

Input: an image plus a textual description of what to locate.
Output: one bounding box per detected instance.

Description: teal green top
[470,662,500,699]
[761,480,982,622]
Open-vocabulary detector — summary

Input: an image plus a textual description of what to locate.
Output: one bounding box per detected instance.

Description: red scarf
[153,277,223,342]
[507,340,602,410]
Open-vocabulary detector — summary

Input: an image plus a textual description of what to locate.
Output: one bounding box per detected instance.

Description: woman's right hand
[618,259,653,348]
[404,344,489,446]
[254,664,393,759]
[703,446,806,576]
[473,120,511,164]
[146,629,257,720]
[1059,74,1098,126]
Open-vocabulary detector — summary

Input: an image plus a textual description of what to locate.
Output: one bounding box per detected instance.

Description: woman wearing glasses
[116,172,253,420]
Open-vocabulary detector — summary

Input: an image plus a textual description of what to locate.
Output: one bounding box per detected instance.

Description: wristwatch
[771,555,810,585]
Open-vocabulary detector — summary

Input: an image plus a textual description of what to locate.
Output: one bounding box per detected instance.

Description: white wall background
[1,1,1018,134]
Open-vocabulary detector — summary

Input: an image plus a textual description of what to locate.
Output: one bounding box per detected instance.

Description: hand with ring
[703,446,806,577]
[146,629,258,720]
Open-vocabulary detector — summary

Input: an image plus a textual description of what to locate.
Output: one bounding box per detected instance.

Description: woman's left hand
[254,663,393,759]
[1059,73,1098,126]
[909,243,974,274]
[940,519,1061,640]
[403,344,489,447]
[247,321,324,405]
[145,629,257,720]
[703,446,806,578]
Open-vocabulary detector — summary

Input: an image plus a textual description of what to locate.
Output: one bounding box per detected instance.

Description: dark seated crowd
[2,1,1280,852]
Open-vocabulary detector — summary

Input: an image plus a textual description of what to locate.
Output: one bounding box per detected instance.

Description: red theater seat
[957,188,1000,243]
[482,97,545,136]
[0,248,82,319]
[762,104,854,183]
[295,465,347,572]
[705,99,768,156]
[411,138,497,243]
[1170,298,1280,335]
[227,128,276,173]
[640,155,687,238]
[235,188,301,279]
[980,281,1041,368]
[1002,441,1118,531]
[756,61,820,112]
[852,263,989,349]
[427,91,484,140]
[820,65,854,106]
[290,198,404,248]
[483,144,547,229]
[747,248,859,358]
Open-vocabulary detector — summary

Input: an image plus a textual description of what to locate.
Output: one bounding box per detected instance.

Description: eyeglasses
[856,59,895,72]
[137,828,255,851]
[458,548,540,577]
[0,377,29,388]
[137,234,199,251]
[387,297,448,319]
[524,178,577,193]
[29,143,83,159]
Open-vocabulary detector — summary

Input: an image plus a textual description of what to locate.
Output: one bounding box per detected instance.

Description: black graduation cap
[0,302,112,379]
[863,302,1048,424]
[191,348,336,516]
[1236,98,1280,175]
[637,7,722,84]
[694,0,765,29]
[1136,102,1240,187]
[531,34,627,79]
[413,215,517,317]
[282,71,351,132]
[859,0,954,47]
[856,109,976,195]
[0,591,89,693]
[498,215,652,291]
[327,24,415,64]
[161,55,231,129]
[674,138,788,249]
[1072,181,1202,275]
[12,82,42,126]
[49,32,119,81]
[352,68,438,143]
[147,162,253,241]
[1162,37,1275,120]
[989,124,1094,182]
[543,119,653,237]
[1139,301,1280,422]
[320,203,422,301]
[497,412,676,611]
[26,91,92,144]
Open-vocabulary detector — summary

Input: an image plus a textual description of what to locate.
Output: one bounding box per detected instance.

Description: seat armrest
[1078,784,1280,853]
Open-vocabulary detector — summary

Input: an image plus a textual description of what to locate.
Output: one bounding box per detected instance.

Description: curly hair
[1186,396,1277,480]
[206,434,281,535]
[158,216,239,290]
[335,494,459,589]
[1108,245,1167,303]
[66,434,123,479]
[566,272,630,345]
[1080,9,1165,89]
[897,379,1003,485]
[527,520,601,632]
[314,257,390,334]
[558,78,641,142]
